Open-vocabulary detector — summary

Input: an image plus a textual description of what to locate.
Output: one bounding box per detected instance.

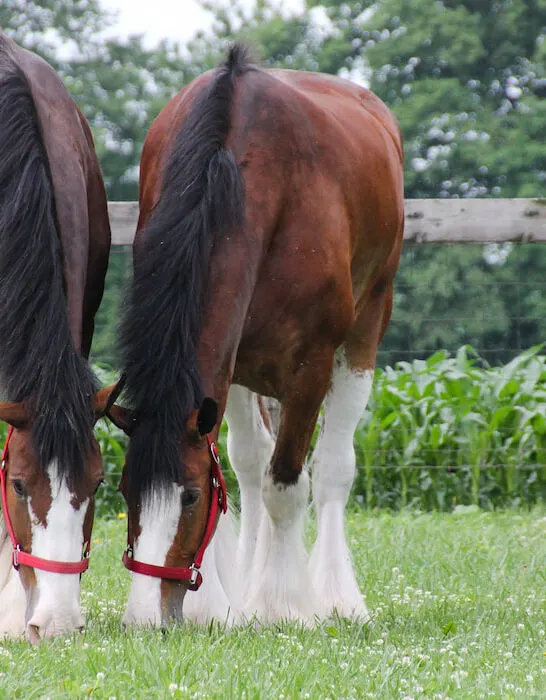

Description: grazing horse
[114,44,404,626]
[0,33,114,641]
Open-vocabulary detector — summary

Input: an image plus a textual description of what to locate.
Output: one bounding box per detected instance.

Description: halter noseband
[122,435,227,590]
[0,426,90,575]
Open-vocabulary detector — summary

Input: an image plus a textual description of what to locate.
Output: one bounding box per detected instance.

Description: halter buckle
[189,564,200,586]
[209,440,221,465]
[12,545,21,570]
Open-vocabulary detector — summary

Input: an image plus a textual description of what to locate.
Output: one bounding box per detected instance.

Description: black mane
[0,45,96,480]
[120,45,249,501]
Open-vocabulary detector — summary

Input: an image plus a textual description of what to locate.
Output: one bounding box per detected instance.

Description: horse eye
[11,479,27,499]
[181,488,201,508]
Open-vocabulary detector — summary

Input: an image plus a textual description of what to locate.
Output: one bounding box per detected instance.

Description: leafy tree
[310,0,546,199]
[3,0,545,365]
[0,0,107,64]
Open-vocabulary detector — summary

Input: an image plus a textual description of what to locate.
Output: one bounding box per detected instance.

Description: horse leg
[224,386,275,589]
[242,357,333,623]
[308,284,394,619]
[182,509,239,625]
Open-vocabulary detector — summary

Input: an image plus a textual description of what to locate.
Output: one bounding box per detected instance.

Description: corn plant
[3,347,545,517]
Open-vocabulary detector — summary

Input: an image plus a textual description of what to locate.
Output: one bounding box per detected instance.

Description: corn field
[3,346,545,517]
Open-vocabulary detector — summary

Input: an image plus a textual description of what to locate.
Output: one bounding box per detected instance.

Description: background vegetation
[2,0,545,367]
[3,348,544,518]
[1,2,546,512]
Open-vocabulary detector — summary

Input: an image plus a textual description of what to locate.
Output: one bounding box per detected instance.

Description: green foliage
[1,1,209,201]
[355,345,546,510]
[3,350,539,518]
[1,511,546,696]
[311,0,546,198]
[0,0,109,64]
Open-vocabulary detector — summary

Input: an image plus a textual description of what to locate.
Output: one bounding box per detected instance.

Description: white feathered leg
[308,352,372,620]
[242,470,317,623]
[225,386,274,593]
[183,509,237,625]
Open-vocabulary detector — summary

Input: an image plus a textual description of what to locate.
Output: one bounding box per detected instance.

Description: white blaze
[123,484,183,626]
[26,462,89,638]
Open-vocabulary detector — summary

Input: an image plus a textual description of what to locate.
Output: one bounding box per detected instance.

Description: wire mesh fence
[84,237,546,513]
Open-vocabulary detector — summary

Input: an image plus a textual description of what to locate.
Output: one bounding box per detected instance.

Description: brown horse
[0,33,115,642]
[114,45,404,626]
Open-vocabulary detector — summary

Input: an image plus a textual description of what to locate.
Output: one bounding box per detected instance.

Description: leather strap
[122,435,227,589]
[1,426,90,574]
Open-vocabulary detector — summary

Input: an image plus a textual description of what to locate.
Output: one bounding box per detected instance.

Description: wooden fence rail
[108,198,546,246]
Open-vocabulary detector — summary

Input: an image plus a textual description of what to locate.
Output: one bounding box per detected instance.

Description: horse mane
[0,45,96,481]
[120,44,249,502]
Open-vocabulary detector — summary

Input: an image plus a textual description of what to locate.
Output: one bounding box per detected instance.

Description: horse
[0,32,116,642]
[112,44,404,626]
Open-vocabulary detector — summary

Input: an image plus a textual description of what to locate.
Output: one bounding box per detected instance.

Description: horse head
[0,387,119,642]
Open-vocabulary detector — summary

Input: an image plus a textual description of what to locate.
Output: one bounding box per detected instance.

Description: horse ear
[197,398,218,436]
[105,404,134,436]
[92,386,134,435]
[0,402,29,430]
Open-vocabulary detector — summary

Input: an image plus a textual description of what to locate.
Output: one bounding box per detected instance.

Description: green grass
[1,509,546,698]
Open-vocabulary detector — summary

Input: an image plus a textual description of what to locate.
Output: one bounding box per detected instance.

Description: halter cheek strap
[0,426,90,575]
[122,435,228,591]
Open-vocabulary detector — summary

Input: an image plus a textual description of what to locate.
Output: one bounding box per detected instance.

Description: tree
[0,0,107,65]
[311,0,546,199]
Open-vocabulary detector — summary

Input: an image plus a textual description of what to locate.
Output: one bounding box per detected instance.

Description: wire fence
[85,237,546,512]
[91,241,546,369]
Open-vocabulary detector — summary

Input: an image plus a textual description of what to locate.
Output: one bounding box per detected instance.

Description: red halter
[122,435,228,590]
[0,426,90,575]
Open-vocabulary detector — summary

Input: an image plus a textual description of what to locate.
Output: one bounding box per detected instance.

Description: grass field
[1,509,546,699]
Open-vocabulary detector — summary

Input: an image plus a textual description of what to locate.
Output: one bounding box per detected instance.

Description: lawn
[1,509,545,699]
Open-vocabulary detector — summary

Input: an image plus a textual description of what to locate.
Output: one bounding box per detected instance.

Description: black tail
[120,44,248,501]
[0,48,96,480]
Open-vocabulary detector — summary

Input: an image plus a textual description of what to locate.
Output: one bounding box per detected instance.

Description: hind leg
[309,286,394,619]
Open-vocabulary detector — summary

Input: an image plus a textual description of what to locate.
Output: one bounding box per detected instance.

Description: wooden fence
[108,198,546,246]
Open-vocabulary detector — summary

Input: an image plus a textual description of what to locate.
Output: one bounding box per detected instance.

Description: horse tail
[121,44,249,499]
[0,46,96,479]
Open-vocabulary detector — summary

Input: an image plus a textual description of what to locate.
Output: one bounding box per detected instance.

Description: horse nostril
[27,624,41,646]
